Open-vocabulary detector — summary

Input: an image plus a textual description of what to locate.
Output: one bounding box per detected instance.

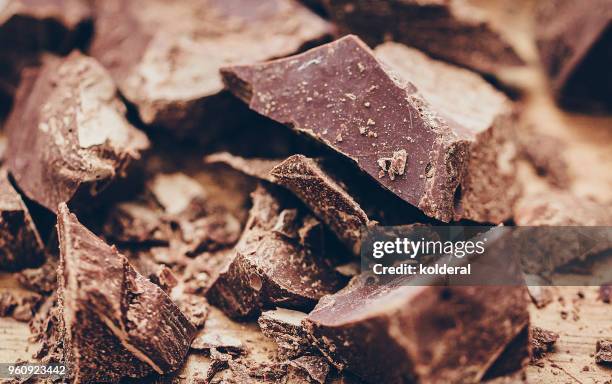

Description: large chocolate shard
[222,36,517,223]
[303,276,529,383]
[0,167,45,270]
[5,52,149,213]
[320,0,524,76]
[206,184,345,319]
[56,203,196,383]
[90,0,331,134]
[536,0,611,111]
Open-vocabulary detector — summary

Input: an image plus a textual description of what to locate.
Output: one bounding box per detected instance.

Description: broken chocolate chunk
[320,0,524,76]
[270,155,370,255]
[287,355,330,384]
[303,274,529,383]
[104,201,169,244]
[56,203,196,382]
[206,152,370,254]
[222,36,518,223]
[89,0,331,135]
[595,339,612,365]
[599,282,612,304]
[514,190,612,225]
[5,52,149,214]
[0,167,45,270]
[258,308,318,359]
[206,184,345,319]
[536,0,611,111]
[530,327,559,361]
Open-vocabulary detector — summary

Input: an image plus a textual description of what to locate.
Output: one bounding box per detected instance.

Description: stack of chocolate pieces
[0,0,609,383]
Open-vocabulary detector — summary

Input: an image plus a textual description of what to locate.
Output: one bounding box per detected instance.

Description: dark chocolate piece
[270,155,371,255]
[104,201,169,244]
[536,0,611,111]
[90,0,331,135]
[57,203,196,383]
[303,275,529,383]
[5,52,149,213]
[0,167,45,270]
[595,339,612,365]
[529,327,559,361]
[191,332,245,356]
[222,36,517,223]
[599,282,612,303]
[514,190,612,225]
[206,184,345,319]
[258,308,317,359]
[287,355,330,384]
[320,0,524,76]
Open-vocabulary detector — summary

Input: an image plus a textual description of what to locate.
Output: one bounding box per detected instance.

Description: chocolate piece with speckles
[258,308,318,359]
[303,274,529,383]
[320,0,524,76]
[206,184,345,319]
[595,339,612,365]
[536,0,611,111]
[5,52,149,214]
[270,155,371,255]
[530,327,559,361]
[57,203,196,383]
[287,355,330,384]
[222,36,517,222]
[0,167,45,270]
[90,0,331,136]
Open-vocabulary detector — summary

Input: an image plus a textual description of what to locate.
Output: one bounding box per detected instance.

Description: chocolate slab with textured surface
[206,184,345,319]
[90,0,331,135]
[258,307,318,359]
[56,203,196,383]
[5,52,149,213]
[0,167,45,270]
[536,0,611,111]
[320,0,524,76]
[222,36,517,223]
[303,275,529,383]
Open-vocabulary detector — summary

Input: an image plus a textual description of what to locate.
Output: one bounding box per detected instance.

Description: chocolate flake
[0,167,45,270]
[206,184,345,319]
[595,339,612,366]
[5,52,149,213]
[222,36,517,223]
[530,327,559,361]
[56,203,196,382]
